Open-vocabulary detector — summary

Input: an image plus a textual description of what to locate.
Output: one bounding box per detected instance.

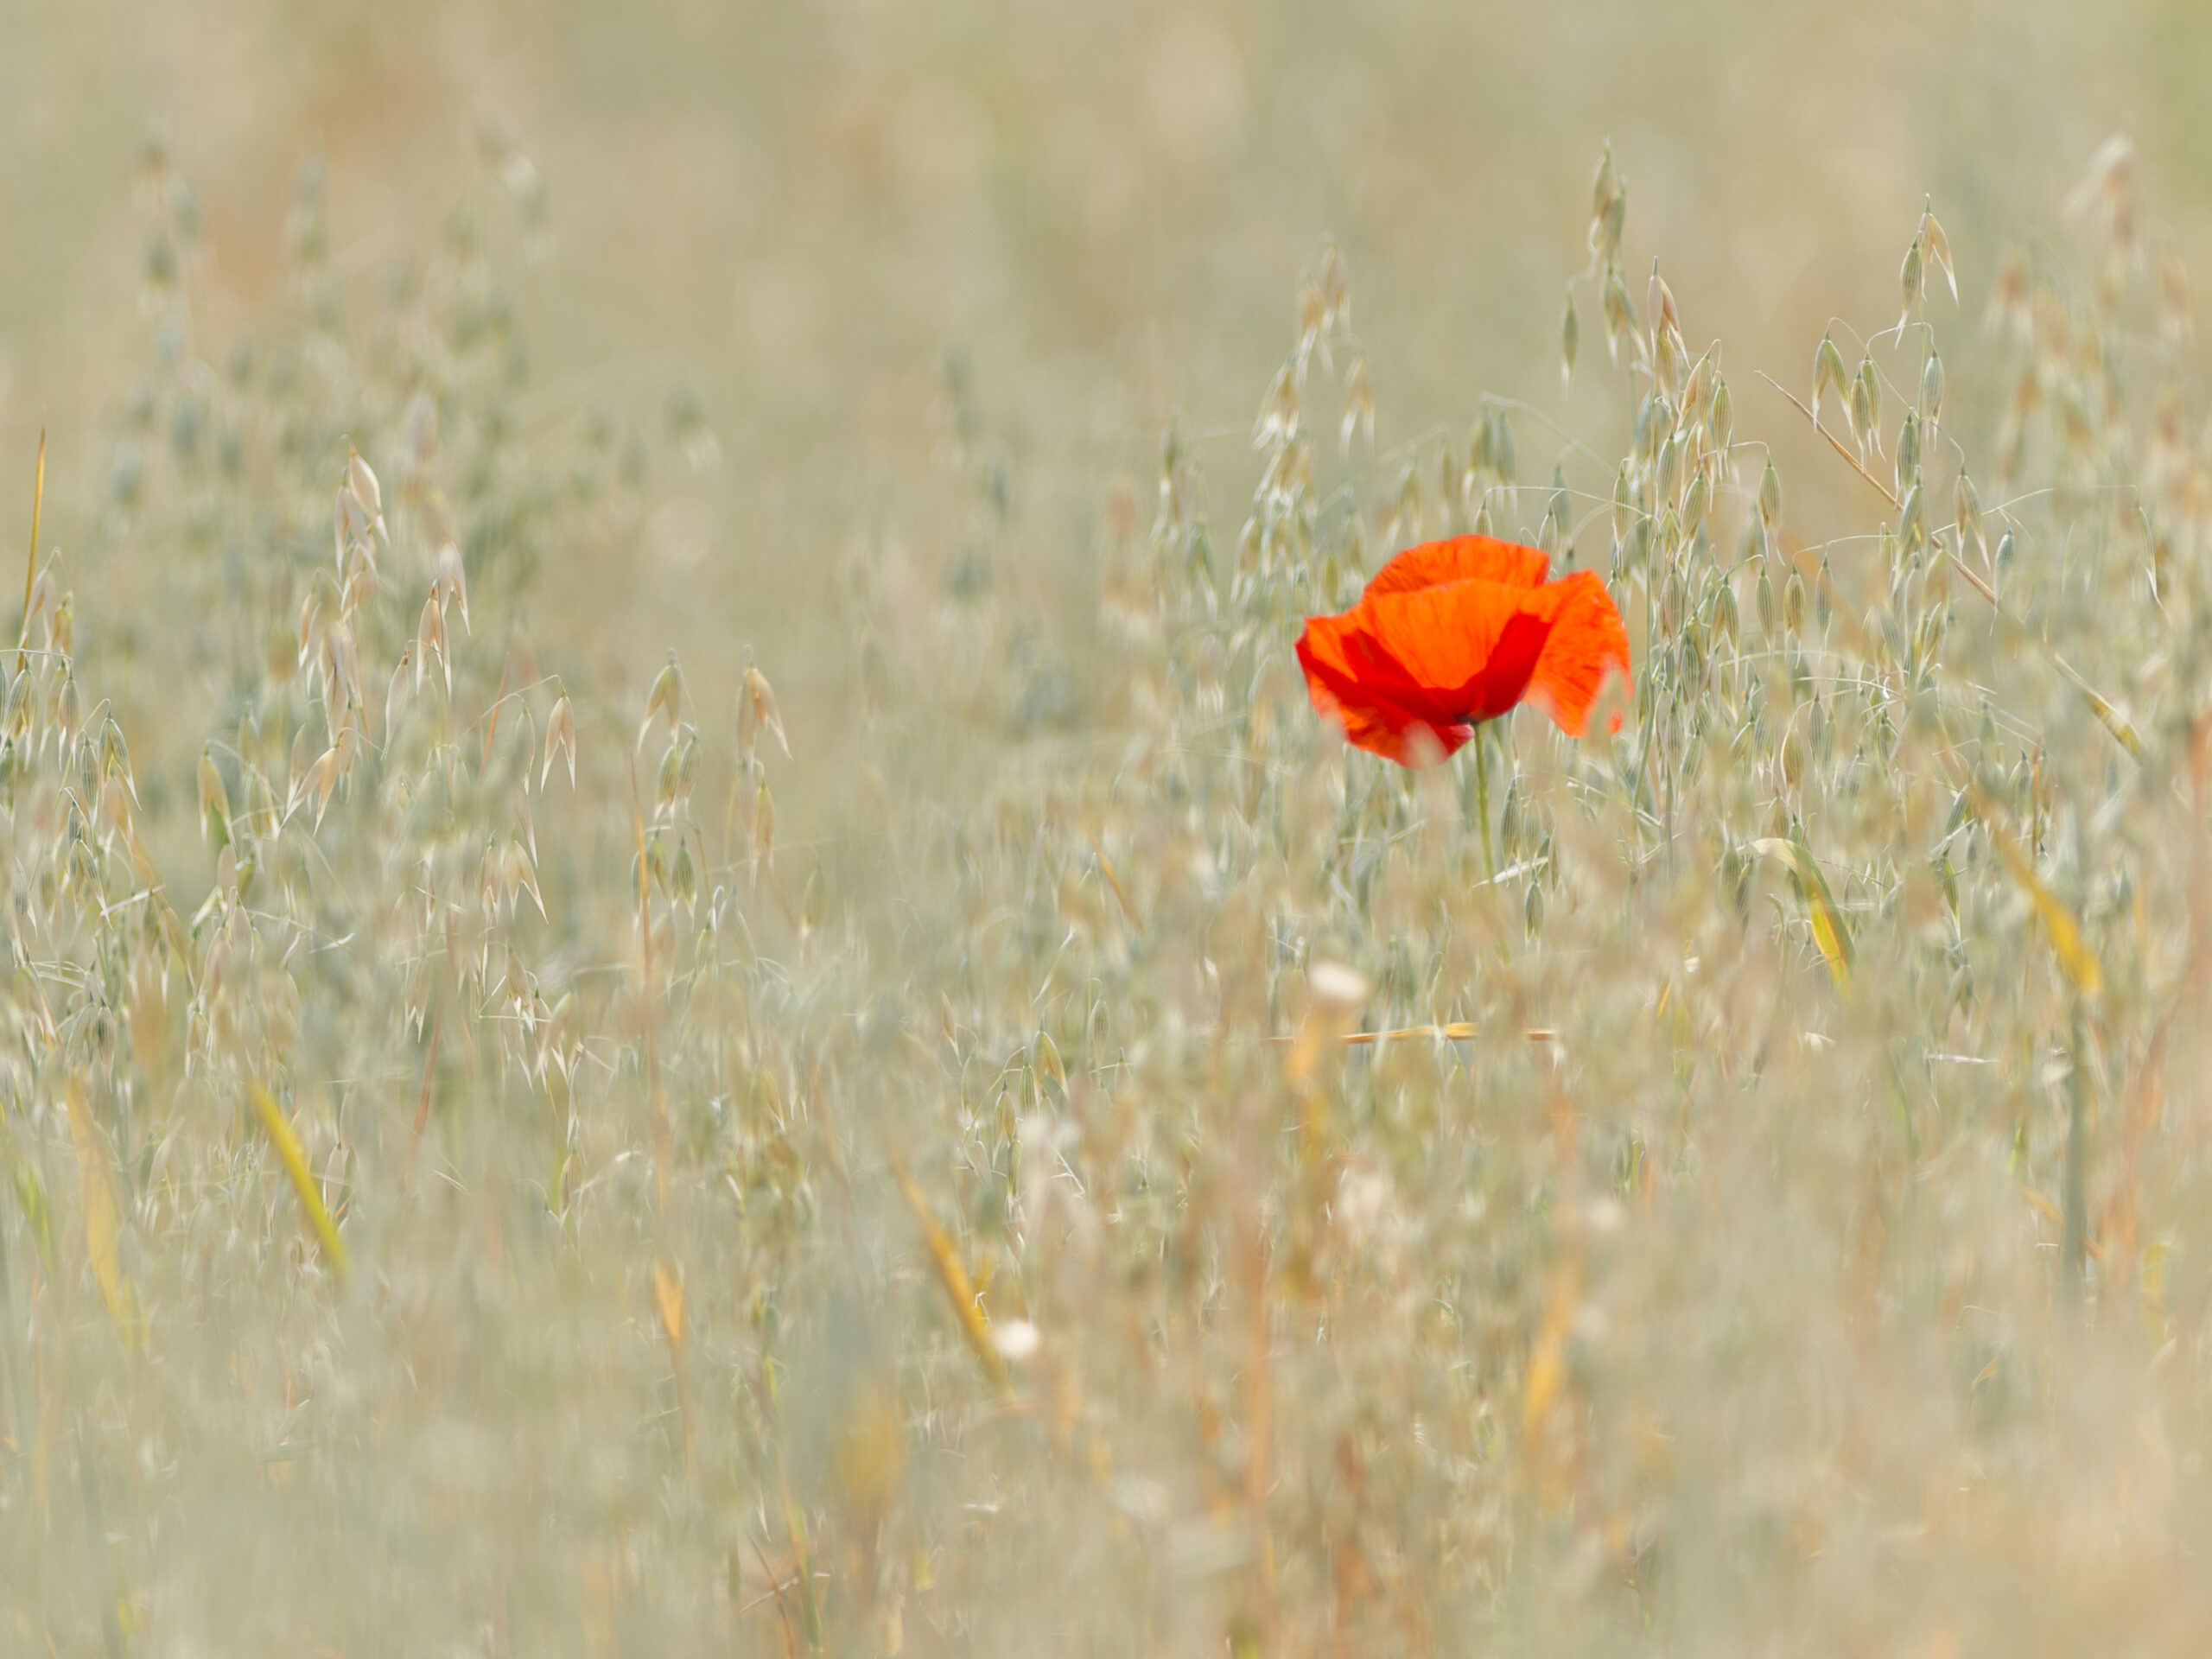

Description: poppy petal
[1297,615,1474,764]
[1363,534,1549,600]
[1517,569,1631,736]
[1344,577,1537,716]
[1295,537,1630,766]
[1330,574,1630,734]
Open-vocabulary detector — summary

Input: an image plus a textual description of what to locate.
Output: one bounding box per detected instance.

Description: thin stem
[2063,1001,2091,1306]
[1473,730,1497,880]
[16,427,43,676]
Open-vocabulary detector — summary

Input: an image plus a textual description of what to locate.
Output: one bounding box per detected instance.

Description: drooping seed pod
[1920,201,1957,302]
[199,747,232,848]
[743,664,791,760]
[543,692,576,789]
[1603,264,1636,366]
[1953,474,1985,565]
[1851,353,1883,459]
[639,652,683,749]
[1814,334,1849,423]
[346,443,385,540]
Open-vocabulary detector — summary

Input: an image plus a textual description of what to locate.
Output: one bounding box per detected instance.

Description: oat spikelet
[198,747,232,847]
[639,652,683,749]
[346,442,386,542]
[743,664,791,760]
[543,691,576,788]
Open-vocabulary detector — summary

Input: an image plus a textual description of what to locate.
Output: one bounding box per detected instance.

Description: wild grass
[8,133,2212,1656]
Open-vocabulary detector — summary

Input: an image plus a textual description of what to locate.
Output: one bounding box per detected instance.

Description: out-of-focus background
[10,7,2212,1654]
[3,0,2200,677]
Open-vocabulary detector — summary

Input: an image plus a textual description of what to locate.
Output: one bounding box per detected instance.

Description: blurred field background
[8,2,2212,1655]
[6,0,2208,721]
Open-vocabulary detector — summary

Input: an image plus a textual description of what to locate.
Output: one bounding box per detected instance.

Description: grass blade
[247,1082,351,1282]
[1750,837,1854,988]
[65,1077,141,1348]
[890,1154,1011,1395]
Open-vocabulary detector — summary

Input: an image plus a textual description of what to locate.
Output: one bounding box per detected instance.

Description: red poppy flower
[1296,535,1631,765]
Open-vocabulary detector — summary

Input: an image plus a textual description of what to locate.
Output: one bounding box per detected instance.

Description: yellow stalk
[890,1155,1011,1395]
[65,1077,141,1347]
[247,1083,351,1281]
[1750,837,1854,988]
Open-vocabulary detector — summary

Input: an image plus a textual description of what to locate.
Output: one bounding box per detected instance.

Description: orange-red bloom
[1296,535,1630,765]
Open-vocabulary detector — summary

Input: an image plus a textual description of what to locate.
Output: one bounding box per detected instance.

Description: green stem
[1473,728,1497,880]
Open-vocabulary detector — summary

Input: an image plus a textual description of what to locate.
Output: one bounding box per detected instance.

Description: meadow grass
[7,136,2212,1656]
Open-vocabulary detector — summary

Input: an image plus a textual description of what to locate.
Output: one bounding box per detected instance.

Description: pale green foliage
[8,139,2212,1658]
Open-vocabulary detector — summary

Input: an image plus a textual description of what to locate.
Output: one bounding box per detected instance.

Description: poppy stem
[1472,729,1497,880]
